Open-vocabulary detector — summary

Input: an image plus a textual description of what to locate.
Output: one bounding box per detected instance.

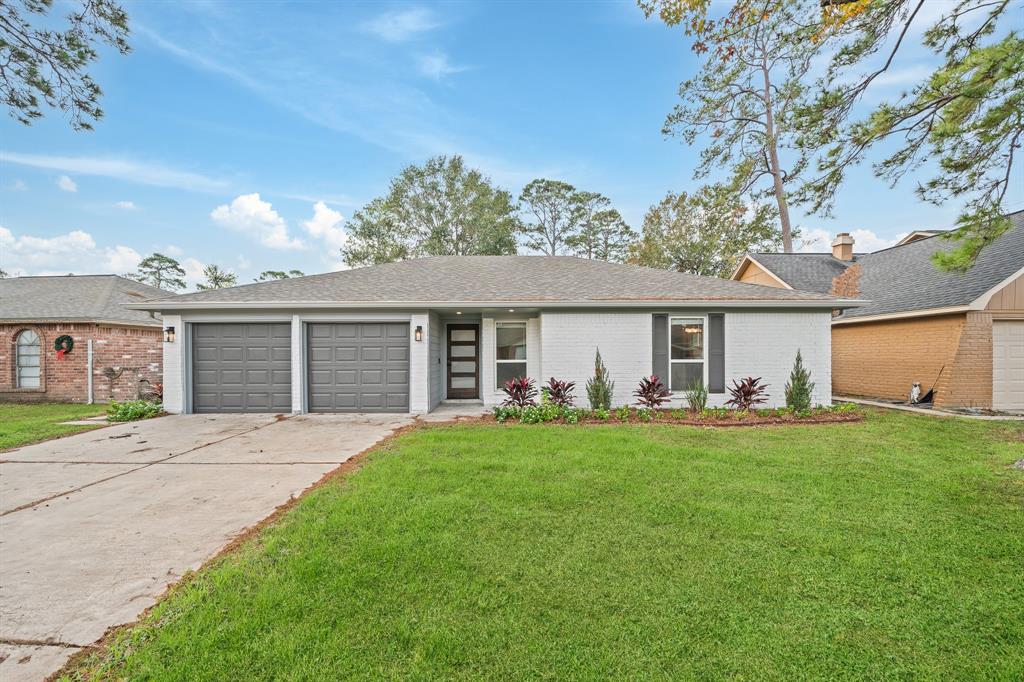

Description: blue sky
[1,0,1021,286]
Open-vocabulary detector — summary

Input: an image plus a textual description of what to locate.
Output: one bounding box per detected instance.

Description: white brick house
[130,256,859,414]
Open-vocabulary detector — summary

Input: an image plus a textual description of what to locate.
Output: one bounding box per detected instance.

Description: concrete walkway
[837,396,1024,420]
[0,413,412,681]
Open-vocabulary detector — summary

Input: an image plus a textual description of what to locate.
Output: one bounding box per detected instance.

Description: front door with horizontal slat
[447,324,479,399]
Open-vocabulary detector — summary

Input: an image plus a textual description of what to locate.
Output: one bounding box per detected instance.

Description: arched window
[16,329,41,388]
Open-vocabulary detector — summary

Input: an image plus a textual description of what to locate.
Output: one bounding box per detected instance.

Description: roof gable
[736,210,1024,319]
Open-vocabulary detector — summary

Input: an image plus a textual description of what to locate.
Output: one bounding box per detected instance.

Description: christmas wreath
[54,335,74,358]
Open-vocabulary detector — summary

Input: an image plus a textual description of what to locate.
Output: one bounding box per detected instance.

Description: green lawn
[71,410,1023,680]
[0,402,107,450]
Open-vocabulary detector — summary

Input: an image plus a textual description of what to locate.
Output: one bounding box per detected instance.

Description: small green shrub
[563,408,581,424]
[614,406,631,421]
[586,349,615,410]
[671,408,688,420]
[734,408,749,420]
[107,400,162,423]
[700,407,730,420]
[493,406,521,422]
[683,379,708,412]
[784,350,814,412]
[636,408,653,422]
[593,408,610,421]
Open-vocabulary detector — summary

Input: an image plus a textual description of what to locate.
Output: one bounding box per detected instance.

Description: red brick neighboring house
[1,275,172,403]
[731,211,1024,412]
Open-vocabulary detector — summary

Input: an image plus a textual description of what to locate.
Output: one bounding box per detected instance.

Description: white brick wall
[428,312,443,409]
[409,312,430,413]
[290,315,303,413]
[161,314,184,413]
[540,312,653,408]
[702,310,833,409]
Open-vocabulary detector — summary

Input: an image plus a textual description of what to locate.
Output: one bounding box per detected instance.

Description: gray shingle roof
[139,256,844,308]
[842,212,1024,318]
[747,253,852,293]
[0,275,171,325]
[748,210,1024,319]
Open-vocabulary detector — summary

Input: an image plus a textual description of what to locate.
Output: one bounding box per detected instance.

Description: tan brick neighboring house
[0,275,173,403]
[731,211,1024,412]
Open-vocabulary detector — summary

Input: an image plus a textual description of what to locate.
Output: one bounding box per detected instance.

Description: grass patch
[0,402,107,450]
[69,410,1024,680]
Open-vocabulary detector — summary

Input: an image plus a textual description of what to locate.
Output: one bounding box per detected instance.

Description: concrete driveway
[0,412,412,681]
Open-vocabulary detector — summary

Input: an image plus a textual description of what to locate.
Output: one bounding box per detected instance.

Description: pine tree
[784,349,814,412]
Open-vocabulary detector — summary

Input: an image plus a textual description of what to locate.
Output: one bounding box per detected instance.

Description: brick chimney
[831,232,854,261]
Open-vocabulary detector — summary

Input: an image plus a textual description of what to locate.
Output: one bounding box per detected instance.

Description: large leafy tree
[0,0,131,130]
[196,264,237,291]
[128,253,185,291]
[343,155,519,267]
[517,179,579,255]
[256,269,304,281]
[639,0,819,252]
[797,0,1023,271]
[566,191,637,262]
[628,184,781,277]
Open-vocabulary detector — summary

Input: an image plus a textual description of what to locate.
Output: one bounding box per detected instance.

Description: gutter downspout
[87,339,94,404]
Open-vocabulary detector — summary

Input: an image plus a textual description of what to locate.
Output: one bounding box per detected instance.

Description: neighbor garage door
[993,320,1024,412]
[307,323,409,412]
[192,323,292,413]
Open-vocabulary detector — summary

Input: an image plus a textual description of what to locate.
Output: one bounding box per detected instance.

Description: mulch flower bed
[482,407,864,427]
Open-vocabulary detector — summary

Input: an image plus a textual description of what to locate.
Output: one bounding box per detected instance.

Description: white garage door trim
[993,320,1024,412]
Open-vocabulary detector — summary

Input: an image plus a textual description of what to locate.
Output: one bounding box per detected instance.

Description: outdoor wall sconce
[414,325,423,342]
[164,326,176,343]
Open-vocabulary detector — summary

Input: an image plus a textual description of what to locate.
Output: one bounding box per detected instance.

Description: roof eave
[127,298,865,311]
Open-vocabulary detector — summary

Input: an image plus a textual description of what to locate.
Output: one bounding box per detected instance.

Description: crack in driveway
[0,416,294,517]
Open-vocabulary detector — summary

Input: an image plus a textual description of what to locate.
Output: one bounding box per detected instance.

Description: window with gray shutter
[708,313,725,393]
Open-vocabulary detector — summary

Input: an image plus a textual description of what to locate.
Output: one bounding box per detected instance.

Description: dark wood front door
[446,324,479,399]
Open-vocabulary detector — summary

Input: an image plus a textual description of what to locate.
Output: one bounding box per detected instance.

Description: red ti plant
[726,377,769,410]
[501,376,538,407]
[633,375,671,408]
[544,377,576,407]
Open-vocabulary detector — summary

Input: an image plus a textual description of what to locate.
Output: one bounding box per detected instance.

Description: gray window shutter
[652,314,668,382]
[708,313,725,393]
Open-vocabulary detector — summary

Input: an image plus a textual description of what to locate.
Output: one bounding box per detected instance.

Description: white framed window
[495,322,527,388]
[16,329,41,388]
[669,317,705,391]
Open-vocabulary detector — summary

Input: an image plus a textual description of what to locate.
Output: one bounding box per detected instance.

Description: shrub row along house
[0,275,168,403]
[731,210,1024,412]
[127,256,859,414]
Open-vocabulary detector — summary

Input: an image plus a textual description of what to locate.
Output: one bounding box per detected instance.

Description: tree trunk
[761,63,794,253]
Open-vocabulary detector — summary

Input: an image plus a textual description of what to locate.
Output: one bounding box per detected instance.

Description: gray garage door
[307,323,409,412]
[192,323,292,413]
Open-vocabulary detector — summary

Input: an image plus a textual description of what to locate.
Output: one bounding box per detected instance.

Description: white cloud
[798,228,907,254]
[361,8,440,42]
[1,151,229,193]
[302,201,348,251]
[210,193,304,250]
[115,200,138,210]
[416,51,469,81]
[57,175,77,192]
[0,226,141,274]
[164,244,184,257]
[181,257,207,288]
[6,179,27,191]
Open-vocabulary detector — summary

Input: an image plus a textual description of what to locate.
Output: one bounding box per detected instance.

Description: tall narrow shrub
[784,350,814,412]
[586,348,614,410]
